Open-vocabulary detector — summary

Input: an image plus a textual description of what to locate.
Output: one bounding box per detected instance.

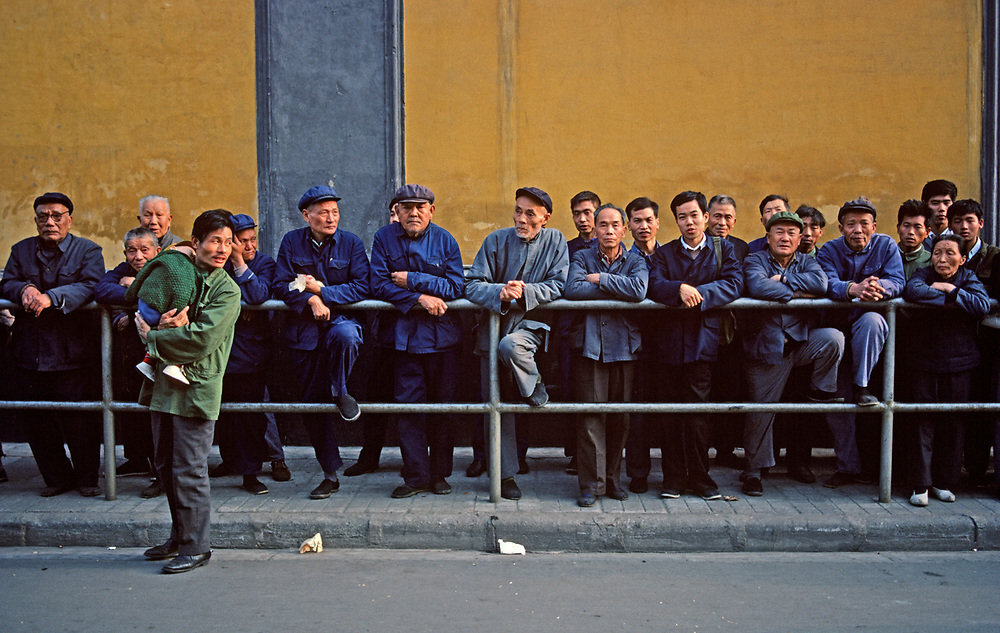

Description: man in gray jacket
[465,186,569,500]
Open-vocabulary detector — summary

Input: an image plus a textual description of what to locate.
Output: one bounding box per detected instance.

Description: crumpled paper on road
[498,539,525,555]
[299,532,323,554]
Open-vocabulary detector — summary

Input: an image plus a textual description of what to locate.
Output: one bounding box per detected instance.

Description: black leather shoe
[518,457,530,475]
[741,476,763,496]
[344,461,378,477]
[577,492,596,507]
[79,486,102,497]
[40,482,75,497]
[823,471,857,488]
[787,464,816,484]
[629,477,648,494]
[144,539,179,561]
[336,393,361,421]
[208,462,233,478]
[162,552,211,574]
[465,459,486,478]
[500,477,522,500]
[309,478,340,499]
[606,486,629,501]
[241,475,269,495]
[141,479,163,498]
[526,382,549,407]
[431,478,452,495]
[391,483,431,498]
[270,460,292,482]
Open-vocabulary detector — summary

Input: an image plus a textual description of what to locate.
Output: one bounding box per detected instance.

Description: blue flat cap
[390,184,435,207]
[515,186,552,214]
[298,185,341,210]
[231,213,257,232]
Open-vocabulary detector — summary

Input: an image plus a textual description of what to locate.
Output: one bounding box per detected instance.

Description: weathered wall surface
[0,1,257,260]
[404,0,983,256]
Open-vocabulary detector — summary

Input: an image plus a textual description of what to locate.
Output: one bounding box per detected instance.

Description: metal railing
[1,296,998,503]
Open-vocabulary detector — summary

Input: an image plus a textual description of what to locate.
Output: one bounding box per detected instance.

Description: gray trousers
[498,327,545,398]
[743,328,844,475]
[849,311,887,388]
[573,358,633,495]
[480,357,523,480]
[151,411,215,555]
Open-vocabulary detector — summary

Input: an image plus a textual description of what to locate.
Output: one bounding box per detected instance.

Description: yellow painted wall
[404,0,983,259]
[0,1,257,261]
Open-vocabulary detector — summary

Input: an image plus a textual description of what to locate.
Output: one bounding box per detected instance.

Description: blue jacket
[903,266,991,373]
[741,250,828,364]
[273,227,370,351]
[646,236,744,364]
[225,252,276,373]
[1,234,105,371]
[817,233,905,301]
[370,222,464,353]
[567,235,596,258]
[747,236,767,255]
[95,261,136,305]
[565,245,648,363]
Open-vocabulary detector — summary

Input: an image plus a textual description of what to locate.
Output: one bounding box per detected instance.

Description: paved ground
[1,443,998,552]
[3,549,999,632]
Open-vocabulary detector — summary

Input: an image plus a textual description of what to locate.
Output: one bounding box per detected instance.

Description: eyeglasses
[35,211,70,223]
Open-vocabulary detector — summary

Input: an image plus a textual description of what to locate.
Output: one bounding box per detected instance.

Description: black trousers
[659,361,716,492]
[217,371,268,476]
[18,367,100,488]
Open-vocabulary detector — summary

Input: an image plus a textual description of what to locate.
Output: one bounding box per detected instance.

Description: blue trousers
[395,350,457,487]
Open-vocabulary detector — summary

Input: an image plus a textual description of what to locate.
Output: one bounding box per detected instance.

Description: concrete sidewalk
[1,443,997,552]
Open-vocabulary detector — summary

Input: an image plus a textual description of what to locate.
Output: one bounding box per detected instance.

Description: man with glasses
[274,185,370,500]
[1,192,105,497]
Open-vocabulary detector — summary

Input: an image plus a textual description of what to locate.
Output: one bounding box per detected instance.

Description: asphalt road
[1,549,998,632]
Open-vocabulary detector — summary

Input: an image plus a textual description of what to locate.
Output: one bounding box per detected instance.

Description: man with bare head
[138,195,183,249]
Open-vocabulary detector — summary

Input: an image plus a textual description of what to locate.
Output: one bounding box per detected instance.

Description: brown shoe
[271,460,291,482]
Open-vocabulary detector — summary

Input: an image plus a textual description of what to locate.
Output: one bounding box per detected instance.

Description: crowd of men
[1,179,999,571]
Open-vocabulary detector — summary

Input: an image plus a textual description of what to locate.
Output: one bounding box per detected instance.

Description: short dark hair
[758,194,789,216]
[896,199,931,227]
[625,196,659,219]
[921,179,957,203]
[669,191,708,217]
[795,204,825,228]
[946,198,983,223]
[932,232,966,256]
[595,203,626,225]
[709,194,737,210]
[570,190,601,209]
[192,208,236,242]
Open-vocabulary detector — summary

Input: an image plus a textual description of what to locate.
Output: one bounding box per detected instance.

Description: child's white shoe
[162,364,190,385]
[909,490,929,507]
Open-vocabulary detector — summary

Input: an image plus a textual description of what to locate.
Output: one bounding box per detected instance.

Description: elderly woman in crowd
[902,234,991,507]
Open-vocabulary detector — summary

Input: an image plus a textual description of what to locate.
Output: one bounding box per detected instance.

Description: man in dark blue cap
[466,186,569,500]
[370,184,465,498]
[273,186,370,499]
[1,192,106,497]
[212,213,288,495]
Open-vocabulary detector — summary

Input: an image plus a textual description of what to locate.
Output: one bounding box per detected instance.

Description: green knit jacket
[124,249,200,317]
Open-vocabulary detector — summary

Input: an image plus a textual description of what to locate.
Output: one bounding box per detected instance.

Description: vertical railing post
[878,302,897,503]
[488,311,502,503]
[101,308,117,500]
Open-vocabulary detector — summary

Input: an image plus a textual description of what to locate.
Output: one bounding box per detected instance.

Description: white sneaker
[909,490,929,507]
[930,487,956,502]
[136,361,156,382]
[162,364,190,385]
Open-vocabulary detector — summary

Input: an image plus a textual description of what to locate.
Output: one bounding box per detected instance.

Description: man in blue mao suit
[370,184,465,498]
[646,190,743,500]
[816,196,904,488]
[273,185,370,500]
